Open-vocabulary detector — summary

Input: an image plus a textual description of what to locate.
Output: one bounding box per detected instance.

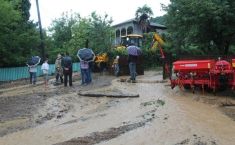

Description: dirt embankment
[0,71,234,145]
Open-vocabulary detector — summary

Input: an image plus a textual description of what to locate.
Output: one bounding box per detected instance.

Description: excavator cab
[121,34,143,47]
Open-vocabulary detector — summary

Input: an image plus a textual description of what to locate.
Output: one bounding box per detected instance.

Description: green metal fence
[0,63,80,81]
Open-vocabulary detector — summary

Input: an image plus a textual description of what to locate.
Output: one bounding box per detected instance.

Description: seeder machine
[170,58,235,93]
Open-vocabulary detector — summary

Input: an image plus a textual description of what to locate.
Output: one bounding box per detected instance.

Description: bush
[107,47,163,69]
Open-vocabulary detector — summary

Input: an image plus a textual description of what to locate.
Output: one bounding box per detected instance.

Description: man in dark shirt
[62,52,73,87]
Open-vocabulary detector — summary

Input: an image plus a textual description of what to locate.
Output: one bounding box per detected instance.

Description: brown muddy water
[0,71,234,145]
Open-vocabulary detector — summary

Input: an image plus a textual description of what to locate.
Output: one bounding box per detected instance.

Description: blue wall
[0,63,80,81]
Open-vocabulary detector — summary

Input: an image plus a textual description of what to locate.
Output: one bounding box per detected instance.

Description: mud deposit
[219,106,235,121]
[0,71,235,145]
[0,94,45,136]
[0,74,114,137]
[55,121,148,145]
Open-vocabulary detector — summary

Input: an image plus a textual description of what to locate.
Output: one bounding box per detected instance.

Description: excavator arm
[153,33,164,46]
[151,32,171,79]
[151,33,165,58]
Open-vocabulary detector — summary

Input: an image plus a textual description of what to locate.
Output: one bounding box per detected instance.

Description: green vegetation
[163,0,235,56]
[0,0,40,67]
[48,11,114,62]
[152,16,165,25]
[1,1,235,67]
[135,4,153,33]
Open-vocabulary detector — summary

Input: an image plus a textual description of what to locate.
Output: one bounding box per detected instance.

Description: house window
[116,29,120,38]
[121,28,126,36]
[127,26,133,34]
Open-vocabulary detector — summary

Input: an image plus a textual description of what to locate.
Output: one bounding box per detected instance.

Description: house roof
[149,22,166,28]
[112,18,166,29]
[112,18,136,27]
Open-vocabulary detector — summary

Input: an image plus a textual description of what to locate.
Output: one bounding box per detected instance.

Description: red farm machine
[170,58,235,94]
[151,34,235,94]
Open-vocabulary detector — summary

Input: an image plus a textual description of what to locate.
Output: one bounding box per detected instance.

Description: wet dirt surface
[0,73,114,137]
[55,121,148,145]
[0,71,235,145]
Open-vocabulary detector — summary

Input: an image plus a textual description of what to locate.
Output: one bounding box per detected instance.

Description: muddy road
[0,71,235,145]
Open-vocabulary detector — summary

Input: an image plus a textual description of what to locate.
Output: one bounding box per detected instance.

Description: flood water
[0,71,234,145]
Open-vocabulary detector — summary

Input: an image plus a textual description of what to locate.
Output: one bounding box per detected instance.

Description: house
[112,18,167,46]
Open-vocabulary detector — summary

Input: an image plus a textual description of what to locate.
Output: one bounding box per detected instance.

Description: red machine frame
[171,58,235,93]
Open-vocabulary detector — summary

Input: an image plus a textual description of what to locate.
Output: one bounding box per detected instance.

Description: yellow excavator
[117,33,163,50]
[95,53,108,64]
[92,33,164,73]
[115,34,143,51]
[121,34,143,47]
[94,53,109,72]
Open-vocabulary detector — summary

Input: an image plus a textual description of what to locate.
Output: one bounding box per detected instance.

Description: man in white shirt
[41,58,49,89]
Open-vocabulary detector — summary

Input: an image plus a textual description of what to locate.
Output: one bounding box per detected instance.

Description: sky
[29,0,170,29]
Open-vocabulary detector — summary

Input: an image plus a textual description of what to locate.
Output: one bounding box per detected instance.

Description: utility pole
[36,0,45,59]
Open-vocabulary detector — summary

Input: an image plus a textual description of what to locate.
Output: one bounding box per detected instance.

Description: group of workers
[28,52,74,89]
[28,43,140,89]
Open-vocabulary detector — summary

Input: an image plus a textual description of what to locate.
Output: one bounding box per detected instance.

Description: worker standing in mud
[27,56,40,85]
[55,53,63,84]
[77,39,95,85]
[62,52,73,87]
[128,54,137,82]
[28,64,37,85]
[85,40,94,84]
[112,55,120,77]
[41,58,49,89]
[127,43,140,83]
[80,60,89,85]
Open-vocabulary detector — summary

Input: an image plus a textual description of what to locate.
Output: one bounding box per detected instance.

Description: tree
[0,0,40,67]
[9,0,31,21]
[49,12,80,50]
[152,16,165,25]
[135,4,153,33]
[69,17,92,52]
[69,12,114,54]
[0,0,20,66]
[48,12,114,60]
[89,12,114,53]
[11,0,40,65]
[164,0,235,55]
